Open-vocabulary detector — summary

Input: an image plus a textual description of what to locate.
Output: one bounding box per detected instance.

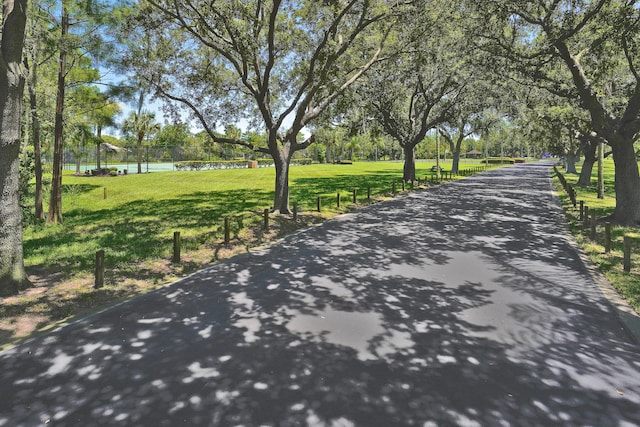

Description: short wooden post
[352,189,357,204]
[224,217,230,245]
[579,201,584,221]
[402,181,405,192]
[94,250,105,289]
[392,182,396,193]
[623,236,632,272]
[293,202,298,222]
[317,196,321,212]
[173,232,181,263]
[590,211,597,240]
[337,192,341,208]
[263,208,269,230]
[605,223,612,253]
[103,188,107,200]
[367,187,371,201]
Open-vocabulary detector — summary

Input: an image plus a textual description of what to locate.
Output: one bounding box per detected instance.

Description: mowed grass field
[24,161,454,271]
[557,158,640,313]
[2,160,489,347]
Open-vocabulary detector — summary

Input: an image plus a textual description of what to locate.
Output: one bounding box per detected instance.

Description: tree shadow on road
[1,163,639,426]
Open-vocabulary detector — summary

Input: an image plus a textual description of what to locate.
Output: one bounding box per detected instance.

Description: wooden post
[103,188,107,200]
[402,181,405,192]
[352,189,357,204]
[579,201,584,221]
[605,223,612,253]
[367,187,371,201]
[392,182,396,193]
[173,232,181,263]
[263,208,269,230]
[94,250,105,289]
[337,192,341,208]
[410,181,414,191]
[317,196,321,212]
[590,211,597,240]
[224,217,230,245]
[293,202,298,222]
[624,236,632,272]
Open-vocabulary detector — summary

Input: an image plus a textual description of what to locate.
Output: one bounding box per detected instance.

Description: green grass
[24,160,487,274]
[556,158,640,312]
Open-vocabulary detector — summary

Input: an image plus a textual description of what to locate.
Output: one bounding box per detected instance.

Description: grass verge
[553,159,640,314]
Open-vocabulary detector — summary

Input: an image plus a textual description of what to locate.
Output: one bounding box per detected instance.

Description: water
[65,162,177,173]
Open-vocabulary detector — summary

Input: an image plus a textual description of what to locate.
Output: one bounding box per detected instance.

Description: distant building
[465,149,482,159]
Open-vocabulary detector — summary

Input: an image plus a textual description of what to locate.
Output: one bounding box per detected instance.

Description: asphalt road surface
[1,162,639,426]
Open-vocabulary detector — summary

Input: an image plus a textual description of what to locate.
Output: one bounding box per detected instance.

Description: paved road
[2,162,639,426]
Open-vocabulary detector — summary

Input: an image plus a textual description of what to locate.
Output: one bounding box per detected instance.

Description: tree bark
[28,61,44,220]
[0,0,30,293]
[609,139,640,225]
[402,145,416,182]
[576,140,597,186]
[46,2,68,225]
[565,152,578,174]
[272,143,292,214]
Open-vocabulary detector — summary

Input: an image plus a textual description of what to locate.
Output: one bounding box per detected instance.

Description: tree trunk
[46,3,68,225]
[75,134,83,175]
[137,136,143,174]
[273,143,292,214]
[597,142,604,199]
[565,152,578,174]
[576,141,597,186]
[402,145,416,182]
[609,139,640,225]
[451,148,461,174]
[28,63,44,220]
[451,133,465,174]
[0,0,30,293]
[96,124,102,169]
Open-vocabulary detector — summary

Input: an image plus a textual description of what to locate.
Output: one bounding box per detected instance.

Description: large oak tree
[472,0,640,225]
[353,1,470,181]
[124,0,392,213]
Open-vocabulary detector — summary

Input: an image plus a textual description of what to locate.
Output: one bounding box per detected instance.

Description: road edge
[547,167,640,344]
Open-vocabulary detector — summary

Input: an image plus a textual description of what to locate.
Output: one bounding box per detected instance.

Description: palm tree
[122,111,159,174]
[91,100,121,169]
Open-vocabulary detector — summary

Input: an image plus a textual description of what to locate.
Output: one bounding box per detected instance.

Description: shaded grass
[2,160,491,348]
[555,158,640,312]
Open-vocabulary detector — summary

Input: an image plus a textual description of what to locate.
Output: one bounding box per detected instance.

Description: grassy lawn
[555,158,640,314]
[1,159,490,348]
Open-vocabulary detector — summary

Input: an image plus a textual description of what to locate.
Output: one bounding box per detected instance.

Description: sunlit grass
[23,160,486,273]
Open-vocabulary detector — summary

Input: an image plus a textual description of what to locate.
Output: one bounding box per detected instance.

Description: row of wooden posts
[94,166,488,287]
[555,166,635,273]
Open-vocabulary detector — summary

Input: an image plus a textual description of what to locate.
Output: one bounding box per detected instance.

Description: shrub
[173,158,312,170]
[486,157,515,164]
